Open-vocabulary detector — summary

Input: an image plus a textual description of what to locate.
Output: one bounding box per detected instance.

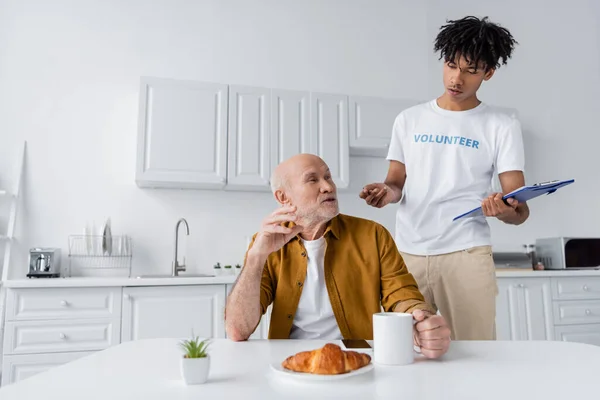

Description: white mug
[373,312,418,365]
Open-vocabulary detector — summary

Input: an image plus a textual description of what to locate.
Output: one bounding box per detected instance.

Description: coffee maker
[27,248,61,278]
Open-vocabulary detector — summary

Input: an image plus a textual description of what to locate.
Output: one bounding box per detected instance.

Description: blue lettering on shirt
[414,134,479,149]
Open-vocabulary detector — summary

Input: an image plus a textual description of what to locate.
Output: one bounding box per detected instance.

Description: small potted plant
[213,262,222,276]
[179,334,211,385]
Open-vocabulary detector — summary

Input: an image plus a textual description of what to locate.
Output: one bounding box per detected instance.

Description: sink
[135,273,216,279]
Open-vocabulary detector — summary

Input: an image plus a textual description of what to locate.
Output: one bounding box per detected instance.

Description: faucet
[173,218,190,276]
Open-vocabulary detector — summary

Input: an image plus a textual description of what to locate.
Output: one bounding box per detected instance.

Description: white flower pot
[180,355,210,385]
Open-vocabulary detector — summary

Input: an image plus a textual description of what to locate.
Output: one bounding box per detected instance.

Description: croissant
[281,343,371,375]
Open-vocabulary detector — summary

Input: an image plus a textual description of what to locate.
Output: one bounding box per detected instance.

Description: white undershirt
[289,237,342,340]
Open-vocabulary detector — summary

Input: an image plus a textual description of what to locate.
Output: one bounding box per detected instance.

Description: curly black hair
[433,16,518,71]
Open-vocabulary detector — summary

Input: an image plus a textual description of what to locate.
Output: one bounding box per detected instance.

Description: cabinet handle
[586,309,592,315]
[59,333,66,340]
[123,294,130,299]
[583,285,589,291]
[60,300,68,307]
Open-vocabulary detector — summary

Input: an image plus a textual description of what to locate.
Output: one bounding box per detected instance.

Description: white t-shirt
[289,237,342,340]
[386,99,525,256]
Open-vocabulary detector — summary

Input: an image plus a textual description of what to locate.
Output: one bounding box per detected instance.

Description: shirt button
[287,314,293,319]
[297,281,303,287]
[301,252,306,257]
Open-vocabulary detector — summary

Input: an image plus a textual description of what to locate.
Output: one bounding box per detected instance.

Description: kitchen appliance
[27,247,62,278]
[493,251,533,269]
[535,237,600,270]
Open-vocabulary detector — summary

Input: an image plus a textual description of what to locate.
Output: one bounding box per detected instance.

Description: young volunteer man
[360,16,530,340]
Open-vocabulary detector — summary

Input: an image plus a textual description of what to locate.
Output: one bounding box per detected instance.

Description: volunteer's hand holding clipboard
[453,179,575,221]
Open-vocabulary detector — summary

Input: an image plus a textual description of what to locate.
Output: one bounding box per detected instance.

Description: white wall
[0,0,598,278]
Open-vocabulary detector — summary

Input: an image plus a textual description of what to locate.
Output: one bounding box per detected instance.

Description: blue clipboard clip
[453,179,575,221]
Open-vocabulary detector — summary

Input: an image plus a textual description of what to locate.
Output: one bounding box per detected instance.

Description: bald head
[270,153,338,226]
[270,153,326,193]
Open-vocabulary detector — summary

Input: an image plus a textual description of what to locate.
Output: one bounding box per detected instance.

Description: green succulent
[179,335,210,359]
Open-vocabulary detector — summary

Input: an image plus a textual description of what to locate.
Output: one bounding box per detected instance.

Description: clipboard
[453,179,575,221]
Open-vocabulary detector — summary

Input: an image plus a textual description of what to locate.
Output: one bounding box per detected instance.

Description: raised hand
[250,205,304,258]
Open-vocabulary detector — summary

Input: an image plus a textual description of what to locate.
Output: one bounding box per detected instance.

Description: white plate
[269,362,374,381]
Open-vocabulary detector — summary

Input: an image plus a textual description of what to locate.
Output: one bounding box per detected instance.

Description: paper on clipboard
[453,179,575,221]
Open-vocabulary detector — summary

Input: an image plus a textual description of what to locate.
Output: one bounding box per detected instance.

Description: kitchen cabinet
[1,287,121,386]
[4,319,119,355]
[226,85,272,191]
[227,88,351,191]
[496,275,600,345]
[135,77,229,189]
[549,276,600,346]
[134,77,429,191]
[495,277,553,340]
[5,287,121,321]
[121,285,226,342]
[310,93,350,189]
[554,324,600,346]
[1,351,93,386]
[270,89,311,174]
[348,96,420,157]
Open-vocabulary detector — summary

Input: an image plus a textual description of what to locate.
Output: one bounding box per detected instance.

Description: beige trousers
[400,245,498,341]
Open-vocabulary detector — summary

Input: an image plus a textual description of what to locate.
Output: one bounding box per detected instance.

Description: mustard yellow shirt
[247,214,434,340]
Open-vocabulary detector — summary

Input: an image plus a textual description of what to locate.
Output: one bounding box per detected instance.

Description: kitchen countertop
[1,274,239,288]
[1,338,599,399]
[494,268,600,278]
[2,269,599,288]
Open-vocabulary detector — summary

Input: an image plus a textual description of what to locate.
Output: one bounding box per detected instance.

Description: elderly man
[225,154,451,358]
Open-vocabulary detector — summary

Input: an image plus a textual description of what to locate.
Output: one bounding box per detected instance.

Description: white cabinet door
[310,93,350,190]
[348,96,420,157]
[1,351,94,386]
[271,89,311,173]
[496,278,517,340]
[121,286,226,342]
[496,278,553,340]
[136,77,228,189]
[252,305,272,340]
[227,85,271,191]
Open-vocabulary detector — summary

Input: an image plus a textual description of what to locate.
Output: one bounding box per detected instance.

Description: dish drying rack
[67,235,133,277]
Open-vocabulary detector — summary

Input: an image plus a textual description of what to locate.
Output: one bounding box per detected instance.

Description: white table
[1,338,599,399]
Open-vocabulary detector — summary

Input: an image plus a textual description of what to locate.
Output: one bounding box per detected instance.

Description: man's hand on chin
[412,309,451,359]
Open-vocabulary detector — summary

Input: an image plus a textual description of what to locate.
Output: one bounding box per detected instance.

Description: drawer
[1,351,94,387]
[554,324,600,346]
[553,300,600,325]
[5,287,122,321]
[3,319,120,355]
[552,277,600,300]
